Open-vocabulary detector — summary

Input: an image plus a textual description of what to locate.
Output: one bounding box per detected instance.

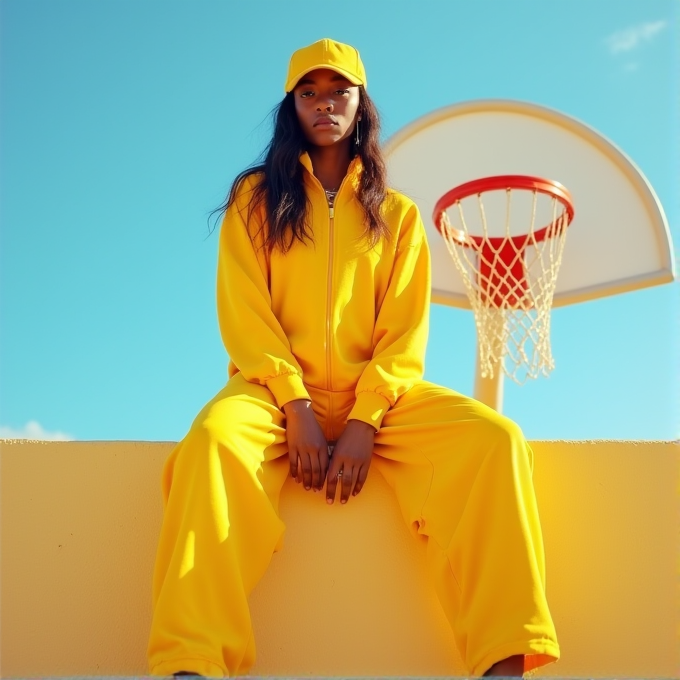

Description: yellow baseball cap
[284,38,367,93]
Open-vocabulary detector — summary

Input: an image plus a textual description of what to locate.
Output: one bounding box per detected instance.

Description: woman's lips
[314,118,337,127]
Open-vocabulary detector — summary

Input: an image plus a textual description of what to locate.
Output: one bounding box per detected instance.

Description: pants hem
[471,639,560,677]
[150,656,228,677]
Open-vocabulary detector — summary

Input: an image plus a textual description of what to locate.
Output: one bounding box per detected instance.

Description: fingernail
[341,499,347,504]
[327,498,333,504]
[305,485,310,490]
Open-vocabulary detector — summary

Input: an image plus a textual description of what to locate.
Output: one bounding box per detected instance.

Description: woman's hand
[283,399,329,492]
[326,419,375,504]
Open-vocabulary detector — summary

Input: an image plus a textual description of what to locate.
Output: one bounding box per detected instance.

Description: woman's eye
[300,90,314,98]
[335,89,350,95]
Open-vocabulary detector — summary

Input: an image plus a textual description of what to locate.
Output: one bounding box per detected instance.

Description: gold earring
[355,119,361,146]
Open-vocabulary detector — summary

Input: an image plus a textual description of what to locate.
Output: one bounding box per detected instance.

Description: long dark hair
[207,87,389,252]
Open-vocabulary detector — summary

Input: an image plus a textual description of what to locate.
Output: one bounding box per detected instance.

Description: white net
[439,187,570,383]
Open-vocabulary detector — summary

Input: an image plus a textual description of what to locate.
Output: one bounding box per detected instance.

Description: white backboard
[384,100,675,308]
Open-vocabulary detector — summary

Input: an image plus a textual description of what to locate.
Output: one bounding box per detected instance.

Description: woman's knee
[192,404,240,453]
[165,404,271,497]
[492,412,526,443]
[495,416,533,472]
[188,381,281,453]
[191,401,268,456]
[475,410,532,469]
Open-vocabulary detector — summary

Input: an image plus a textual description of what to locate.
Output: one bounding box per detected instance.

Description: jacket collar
[299,151,363,193]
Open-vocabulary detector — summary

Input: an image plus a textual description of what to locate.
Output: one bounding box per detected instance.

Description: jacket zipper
[326,204,334,395]
[326,204,334,438]
[303,161,354,439]
[324,174,350,440]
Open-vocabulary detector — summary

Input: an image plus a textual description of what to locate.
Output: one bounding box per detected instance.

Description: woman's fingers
[290,453,303,484]
[326,462,357,504]
[325,419,374,504]
[315,446,329,491]
[283,404,329,491]
[309,449,321,491]
[319,447,330,487]
[291,446,329,491]
[299,451,313,489]
[339,465,356,504]
[299,447,330,491]
[352,463,369,496]
[325,461,341,504]
[289,449,298,481]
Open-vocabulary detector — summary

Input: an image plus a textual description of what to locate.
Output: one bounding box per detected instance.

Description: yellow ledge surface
[1,440,678,678]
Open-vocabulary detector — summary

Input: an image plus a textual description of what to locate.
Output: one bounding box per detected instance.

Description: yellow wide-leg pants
[148,373,560,677]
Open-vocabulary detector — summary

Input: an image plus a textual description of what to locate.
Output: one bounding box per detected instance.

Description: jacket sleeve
[346,200,431,431]
[216,177,311,409]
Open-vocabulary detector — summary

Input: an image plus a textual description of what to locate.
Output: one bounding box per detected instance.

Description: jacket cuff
[347,391,391,431]
[266,373,311,409]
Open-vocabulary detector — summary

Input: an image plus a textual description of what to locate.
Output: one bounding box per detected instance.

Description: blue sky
[0,0,677,442]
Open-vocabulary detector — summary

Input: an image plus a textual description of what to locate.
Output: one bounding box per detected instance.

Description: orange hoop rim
[433,175,575,248]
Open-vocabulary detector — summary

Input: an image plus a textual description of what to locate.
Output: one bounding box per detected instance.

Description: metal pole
[473,348,504,412]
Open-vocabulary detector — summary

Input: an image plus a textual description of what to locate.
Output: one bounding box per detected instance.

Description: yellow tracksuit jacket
[217,151,430,428]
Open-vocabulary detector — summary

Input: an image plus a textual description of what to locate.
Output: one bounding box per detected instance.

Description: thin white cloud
[0,420,74,441]
[605,20,668,54]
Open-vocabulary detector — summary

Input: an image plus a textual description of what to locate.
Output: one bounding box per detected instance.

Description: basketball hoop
[433,175,575,384]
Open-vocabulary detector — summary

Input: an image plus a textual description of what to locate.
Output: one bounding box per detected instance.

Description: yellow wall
[1,440,678,677]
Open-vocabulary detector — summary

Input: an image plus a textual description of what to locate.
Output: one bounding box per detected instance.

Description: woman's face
[293,68,361,147]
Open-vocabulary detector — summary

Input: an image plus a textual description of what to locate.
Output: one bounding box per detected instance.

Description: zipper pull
[329,206,335,219]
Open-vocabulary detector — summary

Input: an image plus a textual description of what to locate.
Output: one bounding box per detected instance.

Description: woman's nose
[317,100,333,112]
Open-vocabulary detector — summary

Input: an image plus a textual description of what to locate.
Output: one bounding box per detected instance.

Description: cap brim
[285,65,364,93]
